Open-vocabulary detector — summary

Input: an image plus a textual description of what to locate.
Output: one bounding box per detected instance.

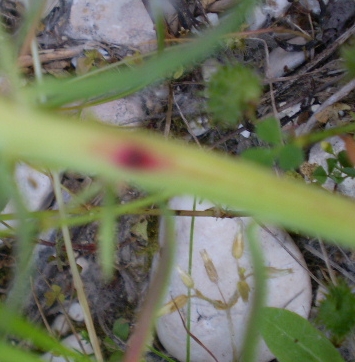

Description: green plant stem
[293,122,355,148]
[186,197,197,362]
[123,205,176,362]
[52,172,103,362]
[241,222,266,362]
[0,207,247,233]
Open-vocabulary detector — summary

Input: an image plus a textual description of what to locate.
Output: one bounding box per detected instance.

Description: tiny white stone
[41,352,67,362]
[188,116,210,137]
[155,196,312,362]
[153,85,169,100]
[193,13,219,34]
[68,302,85,322]
[262,0,291,18]
[299,0,329,14]
[0,163,53,234]
[62,334,93,354]
[248,0,292,30]
[206,13,220,27]
[311,104,321,113]
[51,314,70,336]
[76,256,90,274]
[15,163,52,211]
[268,37,308,78]
[239,124,250,138]
[278,103,301,119]
[248,6,268,30]
[42,334,93,361]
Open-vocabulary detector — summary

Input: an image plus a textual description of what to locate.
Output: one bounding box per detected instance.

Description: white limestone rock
[155,196,312,362]
[81,95,145,127]
[64,0,156,53]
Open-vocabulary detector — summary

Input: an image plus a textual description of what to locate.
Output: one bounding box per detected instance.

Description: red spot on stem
[111,144,166,171]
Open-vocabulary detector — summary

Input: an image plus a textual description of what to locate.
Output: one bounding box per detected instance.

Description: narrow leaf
[98,186,117,279]
[0,341,44,362]
[2,101,355,247]
[0,304,90,362]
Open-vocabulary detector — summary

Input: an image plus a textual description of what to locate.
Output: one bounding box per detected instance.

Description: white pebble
[41,334,93,361]
[76,256,90,274]
[51,314,70,336]
[268,37,308,78]
[239,124,250,138]
[68,302,85,322]
[61,334,93,354]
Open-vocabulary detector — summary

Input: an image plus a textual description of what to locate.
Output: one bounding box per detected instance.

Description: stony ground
[1,1,355,361]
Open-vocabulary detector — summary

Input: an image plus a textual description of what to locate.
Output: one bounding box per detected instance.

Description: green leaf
[241,148,275,168]
[98,185,117,279]
[108,351,124,362]
[337,150,353,168]
[278,144,304,171]
[44,284,65,307]
[326,158,337,173]
[312,166,327,184]
[329,174,346,184]
[0,160,12,213]
[343,46,355,77]
[317,281,355,344]
[321,141,334,155]
[256,118,282,146]
[260,307,345,362]
[207,64,261,127]
[340,167,355,177]
[113,318,130,341]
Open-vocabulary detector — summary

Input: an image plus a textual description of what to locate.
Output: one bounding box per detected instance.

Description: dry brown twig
[297,77,355,135]
[260,23,355,123]
[18,46,85,68]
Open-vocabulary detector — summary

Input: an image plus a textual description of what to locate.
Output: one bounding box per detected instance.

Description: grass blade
[0,102,355,247]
